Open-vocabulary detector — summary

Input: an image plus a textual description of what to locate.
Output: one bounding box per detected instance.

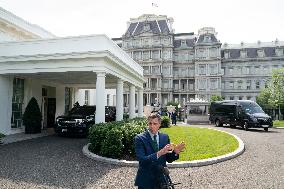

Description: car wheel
[230,124,236,128]
[264,127,268,132]
[215,119,222,127]
[243,122,249,131]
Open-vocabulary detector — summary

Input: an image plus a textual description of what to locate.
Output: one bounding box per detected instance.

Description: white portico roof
[0,34,144,88]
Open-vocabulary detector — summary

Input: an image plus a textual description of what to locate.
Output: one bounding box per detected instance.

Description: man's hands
[157,142,186,158]
[157,144,173,158]
[173,142,185,155]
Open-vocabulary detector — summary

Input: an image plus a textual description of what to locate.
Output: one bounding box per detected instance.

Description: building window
[228,67,233,75]
[256,81,260,89]
[239,96,243,100]
[199,64,206,75]
[199,79,206,90]
[173,67,179,76]
[133,51,141,60]
[221,81,225,89]
[246,80,251,90]
[107,94,110,106]
[11,78,25,128]
[143,66,150,74]
[254,66,260,74]
[209,64,217,75]
[189,67,195,76]
[230,96,234,100]
[84,90,89,105]
[143,82,147,88]
[244,66,250,75]
[162,66,170,75]
[152,50,159,60]
[210,48,217,57]
[181,68,187,76]
[237,80,243,89]
[247,96,252,100]
[143,51,150,60]
[229,81,234,89]
[236,66,242,75]
[162,80,169,89]
[152,66,160,74]
[210,79,217,89]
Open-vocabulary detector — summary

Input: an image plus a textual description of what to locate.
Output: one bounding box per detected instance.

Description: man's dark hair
[148,113,161,123]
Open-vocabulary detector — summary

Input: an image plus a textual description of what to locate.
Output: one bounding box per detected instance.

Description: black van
[209,100,273,131]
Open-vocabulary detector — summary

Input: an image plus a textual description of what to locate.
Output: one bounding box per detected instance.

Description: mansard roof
[221,46,280,59]
[173,39,195,48]
[124,20,170,36]
[197,33,218,44]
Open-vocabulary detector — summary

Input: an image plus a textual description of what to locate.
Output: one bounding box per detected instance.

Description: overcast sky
[0,0,283,44]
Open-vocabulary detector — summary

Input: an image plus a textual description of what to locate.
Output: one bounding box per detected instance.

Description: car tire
[264,127,268,132]
[215,119,222,127]
[243,122,249,131]
[230,124,236,128]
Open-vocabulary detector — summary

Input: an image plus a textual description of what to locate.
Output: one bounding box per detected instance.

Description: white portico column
[129,85,136,119]
[116,79,124,121]
[138,88,144,117]
[96,72,106,123]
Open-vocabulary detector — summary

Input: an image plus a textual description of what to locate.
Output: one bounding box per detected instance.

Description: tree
[210,95,223,102]
[257,68,284,119]
[256,87,273,109]
[23,97,42,134]
[269,68,284,119]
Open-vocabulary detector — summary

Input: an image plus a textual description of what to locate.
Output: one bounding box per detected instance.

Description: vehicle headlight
[56,118,63,124]
[75,119,83,125]
[251,116,257,122]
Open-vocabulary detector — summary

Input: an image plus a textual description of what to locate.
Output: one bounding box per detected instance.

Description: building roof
[0,6,55,39]
[197,33,218,44]
[124,14,173,36]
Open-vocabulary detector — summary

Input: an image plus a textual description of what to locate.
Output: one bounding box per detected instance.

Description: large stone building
[114,14,284,106]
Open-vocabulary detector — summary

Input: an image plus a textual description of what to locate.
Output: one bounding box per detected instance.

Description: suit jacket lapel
[145,131,156,152]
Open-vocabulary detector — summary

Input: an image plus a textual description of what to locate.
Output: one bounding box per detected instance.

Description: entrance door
[47,98,56,128]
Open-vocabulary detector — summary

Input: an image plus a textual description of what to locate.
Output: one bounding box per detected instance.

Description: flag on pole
[152,3,158,7]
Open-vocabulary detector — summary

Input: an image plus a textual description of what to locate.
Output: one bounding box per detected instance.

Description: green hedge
[161,116,170,128]
[88,118,147,159]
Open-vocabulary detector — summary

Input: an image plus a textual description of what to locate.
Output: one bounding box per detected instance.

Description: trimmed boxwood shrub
[88,118,147,159]
[23,97,42,134]
[161,116,170,128]
[0,133,5,143]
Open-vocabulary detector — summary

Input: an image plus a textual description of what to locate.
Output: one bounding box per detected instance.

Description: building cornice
[0,6,55,39]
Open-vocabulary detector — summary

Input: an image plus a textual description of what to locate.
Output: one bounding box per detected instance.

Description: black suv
[209,100,272,131]
[55,105,116,136]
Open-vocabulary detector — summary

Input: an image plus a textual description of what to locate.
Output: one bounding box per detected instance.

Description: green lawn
[160,126,239,161]
[273,120,284,127]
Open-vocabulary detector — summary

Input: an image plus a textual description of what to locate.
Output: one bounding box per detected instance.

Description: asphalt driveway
[0,126,283,189]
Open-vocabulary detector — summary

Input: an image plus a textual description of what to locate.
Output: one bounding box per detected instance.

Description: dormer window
[204,35,211,43]
[224,51,229,59]
[240,49,246,58]
[257,49,264,57]
[181,40,186,47]
[276,48,283,56]
[143,23,151,32]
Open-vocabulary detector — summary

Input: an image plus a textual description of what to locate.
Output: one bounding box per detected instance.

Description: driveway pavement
[0,126,283,189]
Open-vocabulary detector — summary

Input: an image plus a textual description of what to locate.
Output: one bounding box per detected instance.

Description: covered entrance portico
[0,35,144,135]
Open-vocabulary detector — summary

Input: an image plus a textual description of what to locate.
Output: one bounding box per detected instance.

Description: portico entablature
[0,34,144,88]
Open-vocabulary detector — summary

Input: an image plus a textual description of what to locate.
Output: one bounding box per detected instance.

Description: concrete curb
[273,127,284,129]
[82,128,245,168]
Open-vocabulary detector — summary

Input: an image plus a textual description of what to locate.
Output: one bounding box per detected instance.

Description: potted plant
[0,133,5,144]
[23,97,42,134]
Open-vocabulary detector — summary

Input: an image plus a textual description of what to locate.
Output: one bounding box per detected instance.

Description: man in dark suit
[134,113,185,189]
